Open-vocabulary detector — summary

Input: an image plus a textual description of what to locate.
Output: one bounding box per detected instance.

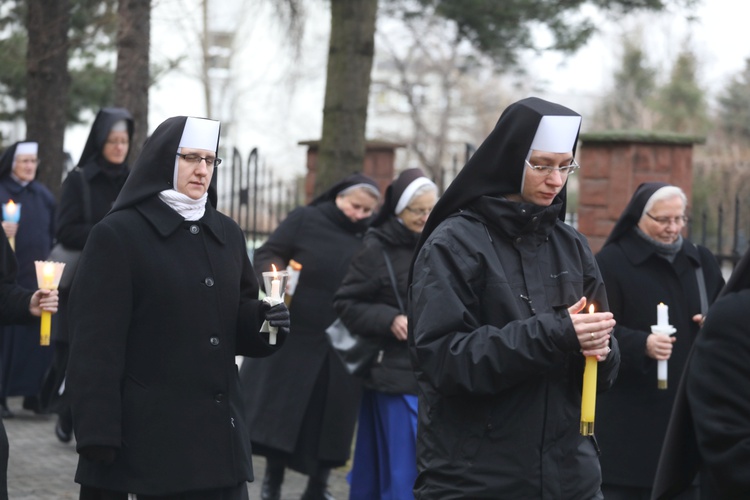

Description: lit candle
[35,261,64,346]
[657,303,669,327]
[580,304,598,436]
[270,264,281,300]
[2,200,20,251]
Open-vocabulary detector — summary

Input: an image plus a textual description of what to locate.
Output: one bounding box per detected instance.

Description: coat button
[214,392,224,403]
[515,237,522,244]
[210,336,220,346]
[190,224,200,234]
[204,277,214,287]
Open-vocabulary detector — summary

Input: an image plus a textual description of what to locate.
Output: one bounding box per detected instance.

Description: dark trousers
[602,484,698,500]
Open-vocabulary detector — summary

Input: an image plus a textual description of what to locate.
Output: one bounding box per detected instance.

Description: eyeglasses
[15,158,38,165]
[525,159,580,176]
[404,206,432,217]
[176,153,222,167]
[105,140,129,146]
[645,213,689,226]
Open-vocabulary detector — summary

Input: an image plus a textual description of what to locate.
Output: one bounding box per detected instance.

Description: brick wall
[577,131,704,253]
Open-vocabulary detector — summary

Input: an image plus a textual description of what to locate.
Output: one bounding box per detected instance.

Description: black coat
[595,232,724,488]
[334,216,419,395]
[67,198,279,495]
[240,201,365,468]
[684,289,750,497]
[409,196,620,499]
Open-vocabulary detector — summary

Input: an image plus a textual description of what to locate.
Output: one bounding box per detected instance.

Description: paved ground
[4,396,350,500]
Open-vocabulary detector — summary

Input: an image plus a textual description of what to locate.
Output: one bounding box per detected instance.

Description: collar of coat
[618,230,701,267]
[135,195,226,244]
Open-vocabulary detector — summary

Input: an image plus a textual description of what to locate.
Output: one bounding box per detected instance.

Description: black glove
[80,445,117,465]
[265,302,290,329]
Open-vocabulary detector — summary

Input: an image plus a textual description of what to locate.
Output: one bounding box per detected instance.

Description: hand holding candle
[580,304,598,435]
[34,260,65,346]
[651,302,676,389]
[260,265,289,345]
[2,200,21,251]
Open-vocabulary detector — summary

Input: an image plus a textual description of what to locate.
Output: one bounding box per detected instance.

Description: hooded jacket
[408,97,620,499]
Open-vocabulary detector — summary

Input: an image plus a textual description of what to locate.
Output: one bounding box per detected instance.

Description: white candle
[270,278,281,299]
[657,303,669,327]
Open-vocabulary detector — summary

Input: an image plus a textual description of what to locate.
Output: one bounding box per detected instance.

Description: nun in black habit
[0,141,56,416]
[67,116,289,500]
[408,97,620,499]
[594,182,724,500]
[47,107,134,442]
[240,173,380,500]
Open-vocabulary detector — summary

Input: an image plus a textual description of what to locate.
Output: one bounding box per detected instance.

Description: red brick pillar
[577,132,703,254]
[298,139,405,203]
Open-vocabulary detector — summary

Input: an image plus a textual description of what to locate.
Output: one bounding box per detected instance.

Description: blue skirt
[348,390,418,500]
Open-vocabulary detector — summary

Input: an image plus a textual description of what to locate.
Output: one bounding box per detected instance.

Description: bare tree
[115,0,151,161]
[25,0,71,197]
[314,0,378,194]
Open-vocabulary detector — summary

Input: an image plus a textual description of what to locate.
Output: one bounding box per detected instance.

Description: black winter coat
[67,198,278,495]
[409,196,620,499]
[595,232,723,488]
[240,201,364,469]
[334,217,419,395]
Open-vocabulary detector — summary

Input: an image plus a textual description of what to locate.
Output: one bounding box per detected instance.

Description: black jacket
[409,196,619,499]
[67,198,277,495]
[334,216,419,395]
[595,231,724,489]
[240,201,365,468]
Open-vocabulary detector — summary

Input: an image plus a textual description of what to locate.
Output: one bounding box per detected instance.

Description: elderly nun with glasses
[594,182,724,500]
[67,116,289,500]
[408,97,619,499]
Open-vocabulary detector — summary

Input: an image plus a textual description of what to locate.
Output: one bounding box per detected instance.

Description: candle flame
[6,200,15,211]
[588,304,595,314]
[271,264,278,278]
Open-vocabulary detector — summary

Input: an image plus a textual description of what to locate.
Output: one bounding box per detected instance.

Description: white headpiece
[14,142,38,158]
[529,115,581,153]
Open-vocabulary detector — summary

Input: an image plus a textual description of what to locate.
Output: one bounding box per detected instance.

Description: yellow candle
[39,262,55,346]
[580,304,597,435]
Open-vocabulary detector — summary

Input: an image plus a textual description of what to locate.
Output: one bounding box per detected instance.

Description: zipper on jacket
[520,294,536,314]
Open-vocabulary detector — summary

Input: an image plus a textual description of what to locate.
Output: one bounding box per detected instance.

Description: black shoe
[55,417,72,443]
[1,406,13,419]
[260,461,284,500]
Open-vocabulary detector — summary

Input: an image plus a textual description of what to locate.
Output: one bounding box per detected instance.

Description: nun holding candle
[66,116,289,499]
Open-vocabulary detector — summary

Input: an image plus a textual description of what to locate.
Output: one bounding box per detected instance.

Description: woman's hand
[2,221,17,239]
[568,297,616,361]
[646,333,675,360]
[390,314,408,341]
[29,289,59,317]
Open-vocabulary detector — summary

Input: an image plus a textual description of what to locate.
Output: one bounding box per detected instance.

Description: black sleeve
[0,230,32,324]
[334,239,400,338]
[687,290,750,496]
[55,170,92,249]
[252,208,305,293]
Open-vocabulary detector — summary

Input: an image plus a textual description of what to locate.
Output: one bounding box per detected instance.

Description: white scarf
[158,189,207,221]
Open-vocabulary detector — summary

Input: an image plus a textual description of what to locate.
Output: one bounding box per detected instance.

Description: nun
[67,116,289,500]
[333,168,437,499]
[408,97,619,499]
[0,141,56,417]
[595,182,724,500]
[240,173,380,500]
[50,107,135,443]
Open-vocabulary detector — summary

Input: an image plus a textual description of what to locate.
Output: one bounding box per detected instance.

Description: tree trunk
[314,0,378,195]
[25,0,71,199]
[114,0,151,163]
